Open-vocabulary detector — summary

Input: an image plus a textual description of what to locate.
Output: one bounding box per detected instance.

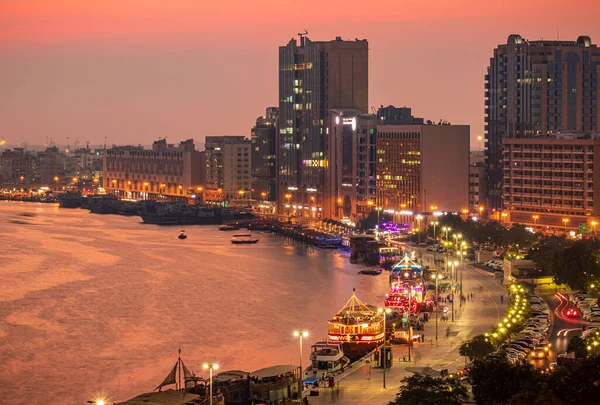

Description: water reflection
[0,202,388,404]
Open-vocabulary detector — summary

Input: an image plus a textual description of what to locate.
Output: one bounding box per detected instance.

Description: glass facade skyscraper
[277,35,368,216]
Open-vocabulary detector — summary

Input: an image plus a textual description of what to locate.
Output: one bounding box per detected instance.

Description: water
[0,202,388,404]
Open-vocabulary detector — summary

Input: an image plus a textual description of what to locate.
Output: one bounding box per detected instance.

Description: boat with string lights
[386,254,425,311]
[384,282,419,314]
[327,290,385,361]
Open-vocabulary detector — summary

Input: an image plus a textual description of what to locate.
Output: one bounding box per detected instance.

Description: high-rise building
[103,139,203,200]
[469,151,488,216]
[277,35,369,216]
[204,136,251,201]
[376,124,470,215]
[485,35,600,209]
[324,110,378,221]
[251,107,278,202]
[503,134,600,231]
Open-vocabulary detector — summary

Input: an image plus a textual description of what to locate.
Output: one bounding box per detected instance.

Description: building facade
[251,107,278,202]
[376,124,470,215]
[469,151,488,215]
[103,139,203,200]
[277,35,369,216]
[485,35,600,210]
[324,110,377,221]
[204,136,251,201]
[0,148,36,185]
[503,134,600,231]
[35,146,65,184]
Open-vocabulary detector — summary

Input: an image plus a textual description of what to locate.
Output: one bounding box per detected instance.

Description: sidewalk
[308,263,508,405]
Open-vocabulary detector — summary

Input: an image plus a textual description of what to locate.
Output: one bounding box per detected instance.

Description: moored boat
[231,234,259,244]
[219,224,240,231]
[327,290,385,361]
[358,269,382,276]
[307,342,350,375]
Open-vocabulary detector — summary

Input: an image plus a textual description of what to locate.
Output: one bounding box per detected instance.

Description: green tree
[388,373,468,405]
[548,356,600,404]
[554,240,600,290]
[508,384,564,405]
[566,335,588,358]
[470,358,542,405]
[459,335,495,362]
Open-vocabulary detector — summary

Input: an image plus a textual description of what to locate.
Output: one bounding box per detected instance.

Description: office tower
[485,35,600,209]
[251,107,278,202]
[469,151,488,215]
[324,110,378,221]
[204,136,251,201]
[103,139,203,200]
[376,123,470,214]
[503,134,600,231]
[278,35,368,216]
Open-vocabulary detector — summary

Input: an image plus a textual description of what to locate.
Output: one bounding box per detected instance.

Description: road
[531,293,586,368]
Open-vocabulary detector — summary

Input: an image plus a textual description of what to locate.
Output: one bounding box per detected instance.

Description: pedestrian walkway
[307,263,508,405]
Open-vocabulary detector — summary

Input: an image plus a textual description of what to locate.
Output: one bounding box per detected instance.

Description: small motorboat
[219,224,240,231]
[231,234,259,244]
[358,269,382,276]
[178,231,188,240]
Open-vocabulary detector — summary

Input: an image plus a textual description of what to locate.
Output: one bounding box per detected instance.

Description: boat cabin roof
[250,365,298,378]
[214,370,249,382]
[233,234,252,237]
[116,389,199,405]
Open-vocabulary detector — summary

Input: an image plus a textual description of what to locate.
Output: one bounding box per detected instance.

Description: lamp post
[452,260,458,321]
[416,215,423,263]
[532,215,539,227]
[285,193,292,216]
[479,205,484,220]
[592,221,598,237]
[432,221,439,266]
[54,176,59,190]
[203,363,219,405]
[293,330,308,400]
[378,307,392,388]
[432,273,444,340]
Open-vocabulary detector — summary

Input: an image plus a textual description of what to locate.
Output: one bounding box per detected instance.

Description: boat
[178,231,187,240]
[358,269,382,276]
[231,234,259,244]
[57,192,82,208]
[307,342,350,375]
[140,204,254,225]
[379,246,402,270]
[219,224,240,231]
[327,290,385,361]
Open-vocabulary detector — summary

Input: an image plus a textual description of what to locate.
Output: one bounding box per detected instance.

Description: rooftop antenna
[298,29,308,46]
[104,136,107,150]
[66,136,70,154]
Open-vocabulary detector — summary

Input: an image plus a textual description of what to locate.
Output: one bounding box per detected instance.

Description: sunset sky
[1,0,599,148]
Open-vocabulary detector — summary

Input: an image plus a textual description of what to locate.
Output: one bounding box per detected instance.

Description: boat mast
[178,348,182,391]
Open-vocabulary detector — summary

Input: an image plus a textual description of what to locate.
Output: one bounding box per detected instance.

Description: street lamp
[591,221,598,236]
[203,363,219,405]
[479,205,484,219]
[285,194,292,216]
[293,331,309,400]
[432,273,444,340]
[377,307,392,388]
[562,218,570,230]
[54,176,59,189]
[532,215,539,226]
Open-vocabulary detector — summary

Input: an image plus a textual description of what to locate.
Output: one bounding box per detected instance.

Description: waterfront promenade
[310,262,507,404]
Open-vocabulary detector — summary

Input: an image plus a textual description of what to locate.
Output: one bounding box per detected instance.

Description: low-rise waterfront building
[205,136,251,202]
[103,139,204,200]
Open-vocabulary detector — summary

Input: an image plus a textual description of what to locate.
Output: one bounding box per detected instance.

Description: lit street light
[293,331,309,400]
[532,215,539,226]
[203,363,220,405]
[377,307,392,388]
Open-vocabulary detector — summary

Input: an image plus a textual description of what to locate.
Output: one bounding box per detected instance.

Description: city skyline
[2,1,599,147]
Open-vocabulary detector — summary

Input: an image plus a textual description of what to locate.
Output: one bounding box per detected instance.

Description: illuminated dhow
[327,290,384,360]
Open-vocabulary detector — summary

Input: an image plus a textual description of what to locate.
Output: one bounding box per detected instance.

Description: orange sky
[1,0,599,147]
